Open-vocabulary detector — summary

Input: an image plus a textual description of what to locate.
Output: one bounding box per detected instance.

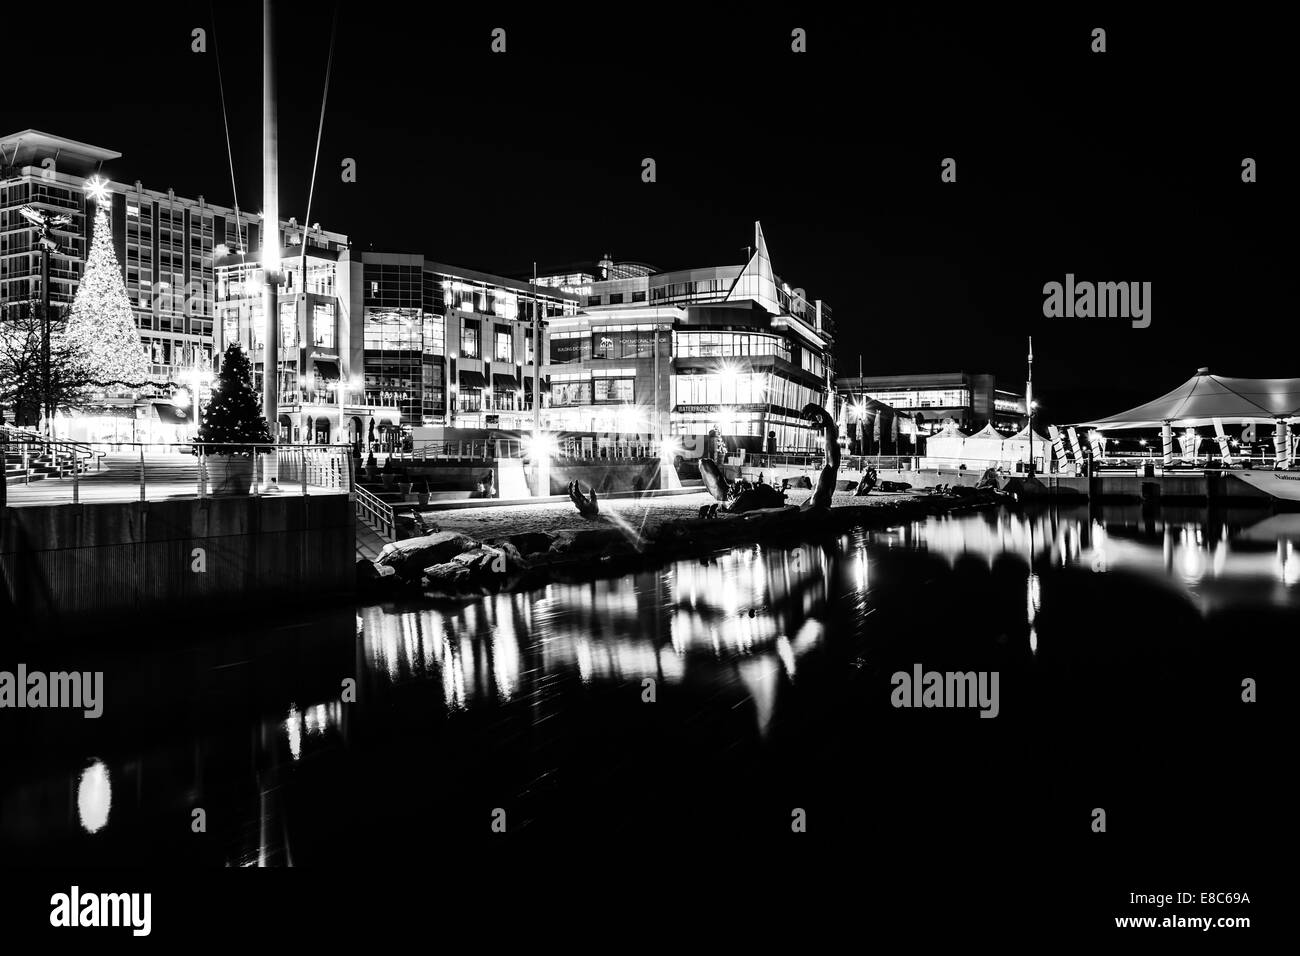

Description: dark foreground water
[1,505,1289,897]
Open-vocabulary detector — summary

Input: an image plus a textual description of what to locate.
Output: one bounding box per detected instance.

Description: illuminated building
[0,130,343,384]
[539,222,835,454]
[353,253,577,433]
[216,249,578,442]
[835,372,1027,434]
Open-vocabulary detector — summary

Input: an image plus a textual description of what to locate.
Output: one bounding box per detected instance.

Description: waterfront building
[835,371,1027,435]
[351,252,577,436]
[539,222,836,455]
[214,249,577,444]
[0,130,343,383]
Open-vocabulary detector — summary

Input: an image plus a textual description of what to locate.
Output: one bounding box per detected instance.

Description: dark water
[1,505,1289,891]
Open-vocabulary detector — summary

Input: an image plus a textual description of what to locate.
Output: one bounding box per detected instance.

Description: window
[553,381,592,406]
[494,327,513,362]
[632,290,646,302]
[595,378,634,403]
[363,307,422,350]
[608,293,624,305]
[422,313,445,355]
[313,302,336,349]
[461,320,480,358]
[586,295,602,306]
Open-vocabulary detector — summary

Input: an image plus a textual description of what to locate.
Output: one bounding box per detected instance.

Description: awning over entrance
[152,401,193,425]
[313,359,340,381]
[492,372,519,391]
[1078,368,1300,429]
[458,370,488,389]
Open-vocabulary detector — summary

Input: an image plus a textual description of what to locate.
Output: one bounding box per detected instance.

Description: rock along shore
[357,488,1003,600]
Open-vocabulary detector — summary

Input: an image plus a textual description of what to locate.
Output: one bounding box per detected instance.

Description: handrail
[354,483,395,539]
[4,438,353,503]
[396,439,525,461]
[1,425,105,475]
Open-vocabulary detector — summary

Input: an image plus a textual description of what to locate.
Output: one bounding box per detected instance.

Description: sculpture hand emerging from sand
[568,480,601,519]
[801,402,840,511]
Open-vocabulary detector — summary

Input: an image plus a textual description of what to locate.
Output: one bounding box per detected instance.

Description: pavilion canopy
[1078,369,1300,430]
[961,423,1008,461]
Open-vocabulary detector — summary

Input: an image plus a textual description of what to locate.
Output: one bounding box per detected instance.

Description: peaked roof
[1008,424,1050,443]
[931,423,968,438]
[965,423,1005,442]
[1079,369,1300,429]
[724,221,782,315]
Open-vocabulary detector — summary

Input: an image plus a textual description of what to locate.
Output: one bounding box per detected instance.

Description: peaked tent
[1078,368,1300,429]
[1005,424,1051,465]
[924,423,968,460]
[961,423,1008,463]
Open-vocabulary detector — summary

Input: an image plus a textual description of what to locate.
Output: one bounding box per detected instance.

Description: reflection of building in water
[894,508,1300,615]
[285,700,345,762]
[357,543,831,717]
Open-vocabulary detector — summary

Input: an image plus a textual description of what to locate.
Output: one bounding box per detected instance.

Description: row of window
[585,290,647,306]
[669,372,824,412]
[674,332,792,362]
[650,278,733,302]
[552,378,635,407]
[865,388,971,409]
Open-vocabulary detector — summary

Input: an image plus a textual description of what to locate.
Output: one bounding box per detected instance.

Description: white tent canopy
[1078,368,1300,430]
[924,424,967,460]
[960,423,1008,462]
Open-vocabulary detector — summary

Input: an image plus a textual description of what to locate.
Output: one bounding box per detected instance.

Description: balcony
[282,388,401,410]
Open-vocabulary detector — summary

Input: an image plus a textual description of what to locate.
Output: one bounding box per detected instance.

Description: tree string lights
[56,197,151,388]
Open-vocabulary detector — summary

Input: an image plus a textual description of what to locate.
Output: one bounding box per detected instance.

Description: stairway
[4,446,95,485]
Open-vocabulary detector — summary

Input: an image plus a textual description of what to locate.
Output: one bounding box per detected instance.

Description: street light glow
[524,432,558,460]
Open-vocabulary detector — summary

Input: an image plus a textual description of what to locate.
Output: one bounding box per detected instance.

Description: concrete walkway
[5,454,345,506]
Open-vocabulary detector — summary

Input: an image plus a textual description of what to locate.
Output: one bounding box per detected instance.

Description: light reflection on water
[359,541,834,714]
[3,505,1293,865]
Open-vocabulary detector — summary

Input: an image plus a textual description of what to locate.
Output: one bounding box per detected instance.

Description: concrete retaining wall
[547,459,666,495]
[1,494,355,634]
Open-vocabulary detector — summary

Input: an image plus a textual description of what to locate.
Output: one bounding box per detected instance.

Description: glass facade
[865,388,971,409]
[675,331,790,361]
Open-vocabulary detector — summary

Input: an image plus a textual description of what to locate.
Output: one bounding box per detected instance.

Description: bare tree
[0,300,94,429]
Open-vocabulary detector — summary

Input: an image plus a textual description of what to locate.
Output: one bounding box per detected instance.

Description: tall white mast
[261,0,282,434]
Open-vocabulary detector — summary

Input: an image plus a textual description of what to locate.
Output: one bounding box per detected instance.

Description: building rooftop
[0,130,122,176]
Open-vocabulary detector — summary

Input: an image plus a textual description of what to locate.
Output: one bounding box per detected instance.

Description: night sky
[4,5,1283,423]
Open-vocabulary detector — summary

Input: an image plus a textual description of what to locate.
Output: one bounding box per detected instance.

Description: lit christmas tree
[196,342,271,454]
[58,191,150,387]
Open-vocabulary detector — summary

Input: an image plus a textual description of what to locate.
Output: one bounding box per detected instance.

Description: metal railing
[557,439,662,460]
[394,439,524,462]
[4,438,352,505]
[354,483,396,539]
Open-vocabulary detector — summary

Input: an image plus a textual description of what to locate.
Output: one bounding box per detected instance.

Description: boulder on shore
[377,531,478,582]
[507,531,557,556]
[356,557,401,595]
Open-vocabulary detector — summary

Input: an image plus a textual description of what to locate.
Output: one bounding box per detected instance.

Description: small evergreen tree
[196,343,271,455]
